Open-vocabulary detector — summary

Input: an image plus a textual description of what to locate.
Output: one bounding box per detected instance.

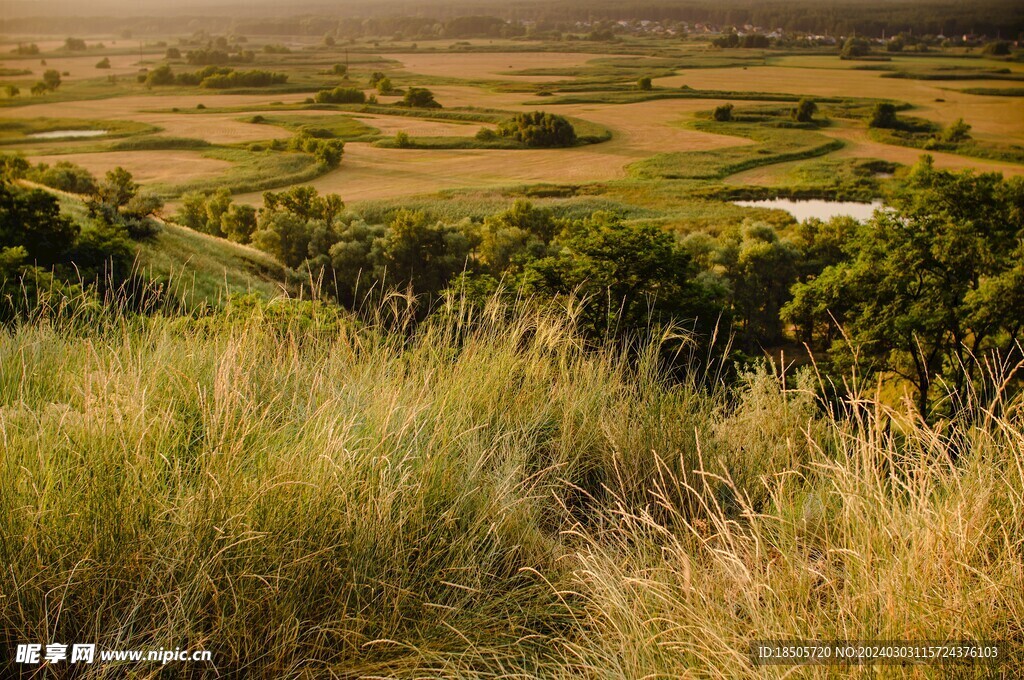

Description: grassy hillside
[1,296,1021,677]
[135,220,289,309]
[28,181,290,309]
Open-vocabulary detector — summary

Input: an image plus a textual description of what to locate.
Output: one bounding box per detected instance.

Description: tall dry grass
[1,293,1021,678]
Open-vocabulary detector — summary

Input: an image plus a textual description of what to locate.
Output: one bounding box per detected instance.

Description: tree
[712,103,734,122]
[323,34,336,47]
[314,86,365,104]
[30,161,97,194]
[792,98,817,123]
[479,200,558,273]
[95,57,111,69]
[840,37,870,59]
[222,204,257,243]
[165,47,182,59]
[331,63,347,76]
[940,118,971,144]
[63,37,87,51]
[4,85,18,98]
[497,112,576,147]
[523,214,720,340]
[782,157,1024,414]
[376,77,393,94]
[252,212,316,269]
[717,224,800,345]
[42,69,61,90]
[401,87,440,109]
[637,76,652,91]
[869,102,899,129]
[0,183,79,267]
[96,167,138,209]
[982,41,1011,56]
[374,209,472,300]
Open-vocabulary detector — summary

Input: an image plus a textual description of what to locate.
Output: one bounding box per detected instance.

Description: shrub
[712,103,734,121]
[637,76,652,91]
[95,57,111,69]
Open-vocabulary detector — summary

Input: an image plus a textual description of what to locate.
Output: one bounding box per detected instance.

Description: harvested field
[0,93,311,121]
[28,150,232,183]
[380,51,622,81]
[233,142,629,204]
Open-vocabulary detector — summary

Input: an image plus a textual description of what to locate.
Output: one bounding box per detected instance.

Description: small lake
[28,129,108,139]
[733,199,883,222]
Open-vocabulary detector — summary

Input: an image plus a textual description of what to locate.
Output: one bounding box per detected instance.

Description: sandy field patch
[657,66,1024,142]
[28,150,232,183]
[380,51,622,82]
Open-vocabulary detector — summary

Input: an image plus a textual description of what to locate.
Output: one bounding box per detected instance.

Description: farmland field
[3,39,1022,217]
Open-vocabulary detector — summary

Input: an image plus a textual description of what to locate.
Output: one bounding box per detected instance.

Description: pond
[732,198,883,222]
[28,129,108,139]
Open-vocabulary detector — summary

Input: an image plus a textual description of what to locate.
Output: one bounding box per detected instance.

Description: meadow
[2,294,1022,677]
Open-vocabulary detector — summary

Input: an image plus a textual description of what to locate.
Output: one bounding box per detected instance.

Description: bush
[497,111,576,147]
[95,57,111,69]
[712,103,734,121]
[637,76,652,91]
[395,131,411,148]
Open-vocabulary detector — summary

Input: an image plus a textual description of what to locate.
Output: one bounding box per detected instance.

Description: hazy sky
[0,0,414,18]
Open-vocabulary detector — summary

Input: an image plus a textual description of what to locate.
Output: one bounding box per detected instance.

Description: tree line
[171,158,1023,414]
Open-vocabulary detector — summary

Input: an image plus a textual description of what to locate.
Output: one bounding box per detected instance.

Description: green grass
[149,148,327,198]
[244,113,381,142]
[1,294,1022,677]
[628,118,844,181]
[958,87,1024,96]
[135,221,290,308]
[868,125,1024,165]
[108,136,213,151]
[373,134,524,150]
